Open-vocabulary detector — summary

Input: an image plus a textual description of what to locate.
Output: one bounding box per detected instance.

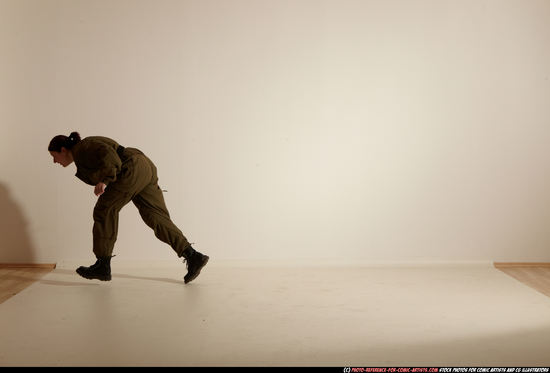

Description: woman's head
[48,131,81,167]
[48,131,81,152]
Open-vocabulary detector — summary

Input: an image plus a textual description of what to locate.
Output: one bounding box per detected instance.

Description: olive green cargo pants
[92,148,191,258]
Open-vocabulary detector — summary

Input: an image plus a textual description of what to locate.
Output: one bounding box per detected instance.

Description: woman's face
[49,148,73,167]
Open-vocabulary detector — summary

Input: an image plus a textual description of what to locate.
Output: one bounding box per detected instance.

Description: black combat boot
[76,257,112,281]
[181,247,209,284]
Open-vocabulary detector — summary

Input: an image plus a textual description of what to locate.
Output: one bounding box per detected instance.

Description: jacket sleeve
[75,142,122,186]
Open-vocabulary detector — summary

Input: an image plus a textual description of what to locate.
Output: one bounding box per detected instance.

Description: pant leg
[131,159,192,257]
[92,188,133,258]
[92,153,151,258]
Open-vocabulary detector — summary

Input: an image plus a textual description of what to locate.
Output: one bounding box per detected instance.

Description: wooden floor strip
[0,267,55,304]
[494,262,550,298]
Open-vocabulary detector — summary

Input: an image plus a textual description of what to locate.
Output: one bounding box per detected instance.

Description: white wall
[1,0,550,264]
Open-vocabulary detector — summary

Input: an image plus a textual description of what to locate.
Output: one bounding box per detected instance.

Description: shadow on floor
[50,268,185,285]
[0,182,37,263]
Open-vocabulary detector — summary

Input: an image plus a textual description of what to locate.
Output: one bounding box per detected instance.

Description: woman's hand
[94,182,106,196]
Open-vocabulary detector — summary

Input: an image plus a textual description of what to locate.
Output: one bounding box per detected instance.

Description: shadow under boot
[76,257,112,281]
[181,247,209,284]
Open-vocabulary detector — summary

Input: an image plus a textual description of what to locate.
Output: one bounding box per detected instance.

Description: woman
[48,132,209,283]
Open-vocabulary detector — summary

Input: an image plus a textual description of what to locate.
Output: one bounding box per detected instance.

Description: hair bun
[68,132,81,142]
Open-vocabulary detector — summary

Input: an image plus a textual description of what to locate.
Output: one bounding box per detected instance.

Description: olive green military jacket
[72,136,122,186]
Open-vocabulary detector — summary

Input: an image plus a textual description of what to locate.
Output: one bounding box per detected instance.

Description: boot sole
[184,256,209,284]
[76,268,112,281]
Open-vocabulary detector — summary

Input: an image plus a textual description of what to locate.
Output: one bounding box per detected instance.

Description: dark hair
[48,132,81,152]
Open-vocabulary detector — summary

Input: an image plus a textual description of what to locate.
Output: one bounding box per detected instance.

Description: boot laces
[182,244,196,269]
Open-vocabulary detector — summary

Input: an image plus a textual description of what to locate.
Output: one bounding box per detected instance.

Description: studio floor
[1,261,549,367]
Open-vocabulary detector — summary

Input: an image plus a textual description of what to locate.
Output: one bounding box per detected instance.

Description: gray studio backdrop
[1,0,549,264]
